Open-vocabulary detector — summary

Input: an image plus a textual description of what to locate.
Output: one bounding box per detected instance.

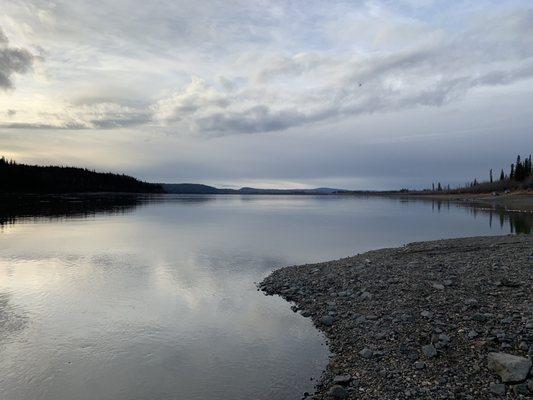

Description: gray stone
[422,344,437,358]
[510,383,529,396]
[320,316,335,327]
[333,374,351,385]
[527,379,533,392]
[359,348,373,359]
[467,329,478,339]
[438,334,450,343]
[487,352,532,383]
[421,310,433,319]
[489,383,506,396]
[360,291,372,300]
[432,282,445,290]
[472,313,488,322]
[414,361,426,370]
[328,385,348,399]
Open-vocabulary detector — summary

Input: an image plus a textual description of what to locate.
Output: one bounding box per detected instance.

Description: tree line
[0,157,164,194]
[430,154,532,194]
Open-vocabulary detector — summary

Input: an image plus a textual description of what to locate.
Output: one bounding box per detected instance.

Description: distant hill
[161,183,225,194]
[162,183,347,195]
[0,157,346,195]
[0,158,163,194]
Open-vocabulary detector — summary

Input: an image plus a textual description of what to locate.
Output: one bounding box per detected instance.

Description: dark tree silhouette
[0,158,163,194]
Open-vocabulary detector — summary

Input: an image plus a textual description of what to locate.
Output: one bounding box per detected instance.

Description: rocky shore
[260,235,533,399]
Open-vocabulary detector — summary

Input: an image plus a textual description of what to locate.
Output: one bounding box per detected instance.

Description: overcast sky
[1,0,532,189]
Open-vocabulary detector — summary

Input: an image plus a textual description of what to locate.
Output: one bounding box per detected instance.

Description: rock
[432,282,445,290]
[414,361,426,370]
[438,334,450,343]
[422,344,437,358]
[489,383,506,396]
[464,298,478,307]
[510,383,529,396]
[328,385,348,399]
[320,316,335,327]
[421,310,433,319]
[487,352,532,383]
[467,329,478,339]
[527,379,533,392]
[359,348,373,359]
[333,374,351,385]
[472,313,488,322]
[360,291,372,300]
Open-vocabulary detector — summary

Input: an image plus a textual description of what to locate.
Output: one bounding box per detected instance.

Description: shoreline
[260,235,533,399]
[379,191,533,212]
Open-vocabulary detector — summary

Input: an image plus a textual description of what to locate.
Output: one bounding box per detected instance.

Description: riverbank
[260,235,533,399]
[386,191,533,212]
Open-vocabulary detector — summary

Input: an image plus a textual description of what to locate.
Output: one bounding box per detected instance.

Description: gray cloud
[148,8,533,136]
[0,28,33,89]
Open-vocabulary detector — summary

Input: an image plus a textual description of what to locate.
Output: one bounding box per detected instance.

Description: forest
[429,154,533,194]
[0,157,163,194]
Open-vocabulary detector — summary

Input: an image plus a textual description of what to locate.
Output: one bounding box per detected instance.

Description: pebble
[333,374,352,385]
[328,385,348,399]
[320,316,335,327]
[414,361,426,370]
[422,344,437,358]
[489,383,506,396]
[359,348,373,359]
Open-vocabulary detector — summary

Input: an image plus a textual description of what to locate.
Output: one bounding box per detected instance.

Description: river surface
[0,194,531,400]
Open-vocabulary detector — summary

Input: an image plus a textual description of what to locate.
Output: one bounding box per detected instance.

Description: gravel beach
[260,235,533,399]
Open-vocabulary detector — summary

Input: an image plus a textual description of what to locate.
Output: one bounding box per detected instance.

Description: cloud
[2,2,533,137]
[0,27,33,89]
[0,101,151,130]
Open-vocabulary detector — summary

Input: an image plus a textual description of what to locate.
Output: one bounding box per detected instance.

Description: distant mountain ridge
[162,183,346,195]
[0,157,346,195]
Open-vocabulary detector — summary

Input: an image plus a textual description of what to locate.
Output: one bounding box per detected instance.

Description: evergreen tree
[489,169,493,183]
[515,155,524,181]
[510,163,515,180]
[500,169,505,181]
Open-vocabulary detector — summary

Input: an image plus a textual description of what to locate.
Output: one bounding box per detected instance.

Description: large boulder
[487,352,532,383]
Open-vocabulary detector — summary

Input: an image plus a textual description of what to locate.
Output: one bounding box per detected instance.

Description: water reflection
[0,194,152,228]
[0,291,28,346]
[1,194,532,235]
[425,198,533,234]
[0,194,531,400]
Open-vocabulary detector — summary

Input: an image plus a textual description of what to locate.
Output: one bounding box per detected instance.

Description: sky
[1,0,533,189]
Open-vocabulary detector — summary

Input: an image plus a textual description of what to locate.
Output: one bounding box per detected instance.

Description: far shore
[374,191,533,212]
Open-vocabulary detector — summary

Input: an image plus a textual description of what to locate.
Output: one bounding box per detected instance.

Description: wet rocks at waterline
[260,235,533,399]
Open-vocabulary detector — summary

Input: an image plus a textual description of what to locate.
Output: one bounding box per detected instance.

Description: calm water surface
[0,195,531,400]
